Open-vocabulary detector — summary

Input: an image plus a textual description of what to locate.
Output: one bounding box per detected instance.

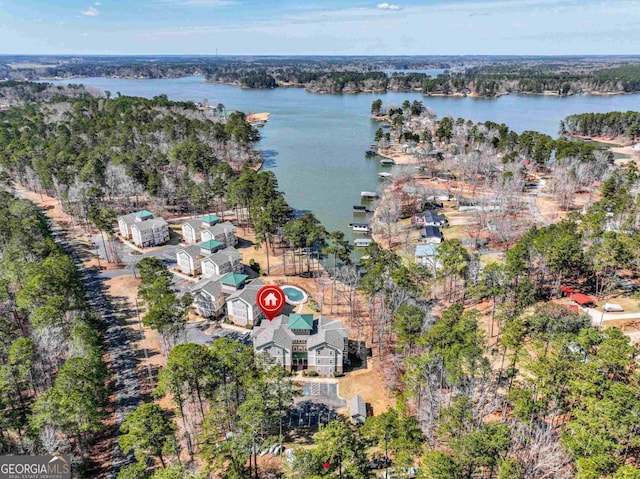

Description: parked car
[603,303,625,312]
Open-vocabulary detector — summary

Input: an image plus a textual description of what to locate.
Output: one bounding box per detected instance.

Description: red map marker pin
[257,285,286,321]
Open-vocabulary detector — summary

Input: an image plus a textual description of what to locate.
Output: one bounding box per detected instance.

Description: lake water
[50,75,640,244]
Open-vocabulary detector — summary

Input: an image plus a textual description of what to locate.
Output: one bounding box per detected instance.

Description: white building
[201,221,238,248]
[117,210,154,239]
[202,247,243,277]
[225,278,264,327]
[415,243,440,275]
[188,279,225,318]
[182,214,220,244]
[252,314,349,374]
[176,245,203,276]
[130,217,170,248]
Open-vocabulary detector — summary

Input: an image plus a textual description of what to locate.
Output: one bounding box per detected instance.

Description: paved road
[48,223,141,479]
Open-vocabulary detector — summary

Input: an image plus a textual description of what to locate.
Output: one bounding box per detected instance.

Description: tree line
[0,190,108,475]
[0,88,262,229]
[561,111,640,141]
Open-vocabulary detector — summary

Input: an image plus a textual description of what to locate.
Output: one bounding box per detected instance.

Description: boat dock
[349,223,370,233]
[354,238,373,248]
[380,158,395,166]
[361,191,378,200]
[353,205,371,214]
[378,172,392,180]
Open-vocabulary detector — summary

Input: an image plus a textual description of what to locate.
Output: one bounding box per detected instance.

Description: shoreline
[36,75,640,99]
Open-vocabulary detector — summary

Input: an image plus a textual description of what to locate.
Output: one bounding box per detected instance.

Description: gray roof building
[132,217,168,231]
[349,395,367,425]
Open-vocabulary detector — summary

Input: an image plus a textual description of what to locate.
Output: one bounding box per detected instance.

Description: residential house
[221,272,249,292]
[182,214,220,244]
[226,278,264,327]
[201,221,238,248]
[412,210,447,228]
[117,210,154,239]
[415,244,440,274]
[253,314,348,375]
[202,248,243,278]
[307,316,349,374]
[188,279,225,318]
[176,245,203,276]
[131,217,170,248]
[420,225,443,244]
[349,395,367,425]
[199,239,225,256]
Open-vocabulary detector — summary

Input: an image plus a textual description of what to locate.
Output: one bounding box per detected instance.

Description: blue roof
[415,244,439,256]
[134,210,154,218]
[198,239,224,251]
[202,214,220,224]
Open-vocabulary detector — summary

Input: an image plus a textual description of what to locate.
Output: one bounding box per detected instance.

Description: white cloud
[95,1,102,5]
[81,6,100,16]
[149,0,237,5]
[377,2,401,10]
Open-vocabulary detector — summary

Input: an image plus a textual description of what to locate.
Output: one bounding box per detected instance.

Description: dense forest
[0,81,90,108]
[0,190,108,475]
[561,111,640,141]
[0,89,260,221]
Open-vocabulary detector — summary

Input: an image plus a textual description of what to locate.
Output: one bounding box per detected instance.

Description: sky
[1,0,640,55]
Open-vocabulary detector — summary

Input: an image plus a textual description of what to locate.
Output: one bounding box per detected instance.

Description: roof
[350,395,366,421]
[571,293,596,306]
[202,214,220,224]
[307,316,348,351]
[203,221,237,237]
[188,279,222,299]
[131,217,168,232]
[416,210,446,222]
[421,225,442,238]
[202,247,242,266]
[118,213,137,225]
[252,313,348,353]
[415,244,439,257]
[178,244,202,259]
[288,314,314,330]
[198,239,225,251]
[221,272,248,287]
[134,210,154,218]
[560,286,576,294]
[183,219,202,231]
[253,315,292,351]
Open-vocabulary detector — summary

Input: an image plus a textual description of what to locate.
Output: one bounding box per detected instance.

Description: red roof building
[571,293,597,307]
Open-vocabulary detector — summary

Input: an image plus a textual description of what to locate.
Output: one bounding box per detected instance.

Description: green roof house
[202,214,220,227]
[288,314,314,334]
[134,210,154,221]
[221,272,248,289]
[198,239,224,255]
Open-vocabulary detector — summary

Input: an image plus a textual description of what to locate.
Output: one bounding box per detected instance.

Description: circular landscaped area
[282,285,308,305]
